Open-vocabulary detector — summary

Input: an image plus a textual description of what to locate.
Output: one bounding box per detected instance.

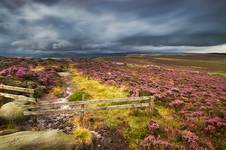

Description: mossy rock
[0,130,78,150]
[0,102,25,121]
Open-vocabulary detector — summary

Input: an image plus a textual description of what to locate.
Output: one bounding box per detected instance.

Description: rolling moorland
[0,53,225,150]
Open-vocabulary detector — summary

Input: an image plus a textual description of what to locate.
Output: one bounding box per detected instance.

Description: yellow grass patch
[70,69,150,149]
[153,106,181,129]
[71,72,128,99]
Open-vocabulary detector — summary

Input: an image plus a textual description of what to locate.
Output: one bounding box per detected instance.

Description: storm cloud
[0,0,226,54]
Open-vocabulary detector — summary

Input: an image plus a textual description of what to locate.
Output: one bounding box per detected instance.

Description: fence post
[29,86,33,98]
[149,96,155,116]
[80,94,85,126]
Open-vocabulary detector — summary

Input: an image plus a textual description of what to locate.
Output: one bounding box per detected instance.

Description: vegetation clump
[51,86,64,98]
[73,127,93,144]
[68,91,91,101]
[75,58,226,149]
[0,65,60,88]
[71,71,128,99]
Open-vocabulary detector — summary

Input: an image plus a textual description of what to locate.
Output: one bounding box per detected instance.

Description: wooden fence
[0,84,36,103]
[0,84,156,125]
[24,96,155,117]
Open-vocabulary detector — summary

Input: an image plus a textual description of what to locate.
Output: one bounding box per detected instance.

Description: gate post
[80,94,85,126]
[149,96,155,116]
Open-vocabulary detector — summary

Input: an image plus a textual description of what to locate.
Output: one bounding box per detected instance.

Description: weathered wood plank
[24,102,150,115]
[149,96,155,115]
[0,84,34,94]
[0,92,36,103]
[38,96,151,106]
[85,102,149,111]
[25,96,151,110]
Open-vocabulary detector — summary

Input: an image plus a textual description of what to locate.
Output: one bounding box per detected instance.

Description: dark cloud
[119,34,226,46]
[0,0,226,54]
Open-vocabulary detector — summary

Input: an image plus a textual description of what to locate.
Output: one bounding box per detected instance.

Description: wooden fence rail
[36,96,150,107]
[0,92,36,103]
[0,84,34,94]
[24,96,155,116]
[0,84,36,103]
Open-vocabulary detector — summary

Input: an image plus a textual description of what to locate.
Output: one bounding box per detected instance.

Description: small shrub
[139,90,152,96]
[105,117,121,129]
[33,86,46,98]
[205,116,226,131]
[140,135,174,150]
[58,65,69,72]
[169,99,184,110]
[68,91,91,101]
[147,121,160,135]
[182,131,202,150]
[154,106,181,129]
[73,127,92,144]
[51,86,64,97]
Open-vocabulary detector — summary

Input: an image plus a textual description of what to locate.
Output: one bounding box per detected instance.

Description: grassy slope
[70,69,150,149]
[69,54,226,149]
[72,71,128,99]
[70,69,181,149]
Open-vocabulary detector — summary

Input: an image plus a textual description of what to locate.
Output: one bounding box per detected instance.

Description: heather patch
[0,66,60,89]
[75,59,226,149]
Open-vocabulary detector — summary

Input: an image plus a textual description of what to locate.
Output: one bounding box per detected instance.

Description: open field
[0,54,225,150]
[125,53,226,76]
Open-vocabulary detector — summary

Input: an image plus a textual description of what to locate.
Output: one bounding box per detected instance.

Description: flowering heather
[169,99,184,108]
[36,68,58,86]
[75,59,226,149]
[204,125,216,133]
[189,111,205,117]
[140,135,174,150]
[206,116,226,129]
[147,121,160,135]
[0,66,59,88]
[0,66,28,77]
[182,131,202,150]
[15,67,28,78]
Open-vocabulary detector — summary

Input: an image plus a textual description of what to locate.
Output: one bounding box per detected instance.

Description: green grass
[72,72,128,99]
[104,109,129,129]
[68,91,91,101]
[123,110,150,150]
[208,71,226,77]
[102,109,150,150]
[7,120,16,129]
[71,69,151,149]
[154,57,226,71]
[152,106,181,129]
[70,69,184,149]
[127,54,226,73]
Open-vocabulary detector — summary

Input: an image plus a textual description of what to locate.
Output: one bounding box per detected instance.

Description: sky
[0,0,226,56]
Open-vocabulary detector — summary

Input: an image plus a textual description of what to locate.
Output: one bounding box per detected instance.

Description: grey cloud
[0,0,225,54]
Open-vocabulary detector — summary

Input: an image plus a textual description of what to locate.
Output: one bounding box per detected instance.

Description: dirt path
[22,70,129,149]
[25,71,76,133]
[39,72,73,103]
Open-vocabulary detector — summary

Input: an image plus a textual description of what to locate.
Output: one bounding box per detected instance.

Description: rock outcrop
[0,130,77,150]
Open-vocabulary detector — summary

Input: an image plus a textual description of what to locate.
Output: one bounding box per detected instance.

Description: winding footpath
[29,71,76,133]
